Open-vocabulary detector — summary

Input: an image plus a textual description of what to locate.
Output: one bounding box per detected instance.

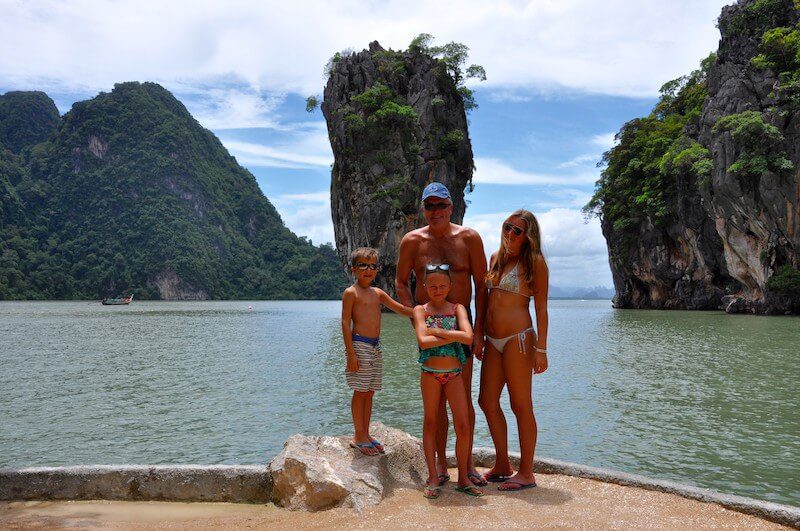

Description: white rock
[269,422,426,511]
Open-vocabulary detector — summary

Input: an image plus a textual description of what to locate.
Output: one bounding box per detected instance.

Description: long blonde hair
[485,209,545,285]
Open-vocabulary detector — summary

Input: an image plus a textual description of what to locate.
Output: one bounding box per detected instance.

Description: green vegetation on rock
[409,33,486,112]
[766,265,800,294]
[0,84,348,300]
[713,110,793,176]
[0,91,60,154]
[583,55,714,229]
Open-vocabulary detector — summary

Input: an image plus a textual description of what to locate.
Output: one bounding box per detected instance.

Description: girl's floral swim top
[418,304,467,365]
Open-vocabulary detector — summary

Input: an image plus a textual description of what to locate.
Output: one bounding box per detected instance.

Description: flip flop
[423,484,441,499]
[498,480,537,491]
[455,484,485,497]
[438,473,451,484]
[349,441,378,456]
[467,471,488,486]
[483,473,511,483]
[370,438,385,454]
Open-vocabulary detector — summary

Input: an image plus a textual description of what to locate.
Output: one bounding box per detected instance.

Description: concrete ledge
[2,454,797,528]
[447,448,799,528]
[0,465,272,503]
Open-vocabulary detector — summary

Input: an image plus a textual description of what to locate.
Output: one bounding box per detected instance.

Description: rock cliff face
[600,0,799,314]
[322,41,474,295]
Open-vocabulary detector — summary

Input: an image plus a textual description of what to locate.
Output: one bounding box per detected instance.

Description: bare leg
[478,342,514,477]
[460,356,484,485]
[362,390,374,440]
[499,334,537,487]
[435,392,448,476]
[352,391,377,455]
[421,372,444,487]
[443,374,476,489]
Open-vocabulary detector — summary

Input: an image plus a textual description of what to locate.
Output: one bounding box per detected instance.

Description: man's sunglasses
[423,202,451,211]
[355,263,380,271]
[425,263,451,272]
[503,222,525,237]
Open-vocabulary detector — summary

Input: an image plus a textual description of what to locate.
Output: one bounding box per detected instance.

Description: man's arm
[377,289,414,317]
[341,289,359,372]
[395,233,417,309]
[467,230,488,359]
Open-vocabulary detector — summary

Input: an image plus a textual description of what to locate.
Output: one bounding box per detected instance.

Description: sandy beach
[0,470,787,529]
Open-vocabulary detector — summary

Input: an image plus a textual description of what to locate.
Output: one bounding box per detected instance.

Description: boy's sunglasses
[503,222,525,237]
[423,202,451,211]
[355,263,380,271]
[425,263,451,272]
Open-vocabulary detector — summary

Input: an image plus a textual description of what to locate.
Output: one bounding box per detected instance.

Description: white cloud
[278,192,330,203]
[182,87,286,130]
[556,131,616,169]
[557,153,600,169]
[221,133,332,169]
[273,191,335,246]
[464,207,610,287]
[474,157,596,185]
[1,0,728,99]
[591,132,617,150]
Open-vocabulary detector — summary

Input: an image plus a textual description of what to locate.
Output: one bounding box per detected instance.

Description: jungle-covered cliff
[321,37,479,295]
[0,83,347,300]
[585,0,800,314]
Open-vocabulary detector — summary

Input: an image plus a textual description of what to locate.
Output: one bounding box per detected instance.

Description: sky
[0,0,732,288]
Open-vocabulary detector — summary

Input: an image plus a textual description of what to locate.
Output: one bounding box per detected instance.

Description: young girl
[412,263,482,498]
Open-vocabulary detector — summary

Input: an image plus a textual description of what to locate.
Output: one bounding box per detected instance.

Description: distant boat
[101,294,134,305]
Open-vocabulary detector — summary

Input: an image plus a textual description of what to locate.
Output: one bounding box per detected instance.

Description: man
[396,181,488,486]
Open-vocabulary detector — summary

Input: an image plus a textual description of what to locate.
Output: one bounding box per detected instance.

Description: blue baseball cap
[421,182,451,201]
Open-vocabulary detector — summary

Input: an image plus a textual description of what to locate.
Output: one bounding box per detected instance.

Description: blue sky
[0,0,731,287]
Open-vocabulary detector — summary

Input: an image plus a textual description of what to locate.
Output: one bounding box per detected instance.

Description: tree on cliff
[306,35,485,113]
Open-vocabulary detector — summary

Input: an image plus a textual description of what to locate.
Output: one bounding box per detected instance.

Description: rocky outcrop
[152,269,209,300]
[269,422,426,511]
[604,0,799,314]
[323,42,474,296]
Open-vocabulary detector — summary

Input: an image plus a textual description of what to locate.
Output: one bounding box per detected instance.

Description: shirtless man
[396,182,488,486]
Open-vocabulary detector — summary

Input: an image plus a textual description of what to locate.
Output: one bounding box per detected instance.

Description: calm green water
[0,300,797,505]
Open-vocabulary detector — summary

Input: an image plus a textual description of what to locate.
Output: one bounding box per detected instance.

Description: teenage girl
[477,209,549,491]
[412,263,482,498]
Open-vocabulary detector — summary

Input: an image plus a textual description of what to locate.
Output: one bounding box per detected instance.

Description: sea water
[0,300,797,505]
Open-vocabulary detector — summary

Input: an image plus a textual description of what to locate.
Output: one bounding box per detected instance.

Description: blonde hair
[485,209,545,285]
[350,247,378,266]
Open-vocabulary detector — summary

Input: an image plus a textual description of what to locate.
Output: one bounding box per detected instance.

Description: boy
[341,247,413,455]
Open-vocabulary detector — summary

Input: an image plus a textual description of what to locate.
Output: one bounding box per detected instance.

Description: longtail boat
[101,294,134,305]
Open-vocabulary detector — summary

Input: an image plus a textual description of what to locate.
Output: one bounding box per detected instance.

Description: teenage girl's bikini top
[486,261,532,299]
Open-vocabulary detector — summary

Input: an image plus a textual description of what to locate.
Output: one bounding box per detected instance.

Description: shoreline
[1,470,792,529]
[2,451,798,528]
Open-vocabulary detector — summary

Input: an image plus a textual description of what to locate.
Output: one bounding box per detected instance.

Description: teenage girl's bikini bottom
[421,365,462,385]
[486,327,536,354]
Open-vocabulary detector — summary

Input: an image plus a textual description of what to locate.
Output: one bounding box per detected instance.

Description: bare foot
[497,472,537,491]
[483,466,515,482]
[467,469,488,486]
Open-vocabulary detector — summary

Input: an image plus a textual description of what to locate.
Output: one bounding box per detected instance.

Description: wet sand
[0,472,787,529]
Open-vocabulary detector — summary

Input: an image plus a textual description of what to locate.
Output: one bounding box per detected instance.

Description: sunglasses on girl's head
[423,201,451,211]
[503,222,525,236]
[355,263,380,271]
[425,263,451,272]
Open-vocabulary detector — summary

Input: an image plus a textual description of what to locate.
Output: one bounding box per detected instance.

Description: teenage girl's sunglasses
[355,263,380,271]
[423,202,451,211]
[503,222,525,236]
[425,263,451,273]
